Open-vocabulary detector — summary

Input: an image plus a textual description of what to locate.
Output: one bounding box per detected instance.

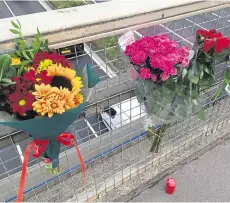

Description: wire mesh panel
[0,5,230,202]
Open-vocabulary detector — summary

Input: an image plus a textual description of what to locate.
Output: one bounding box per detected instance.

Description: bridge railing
[0,1,230,202]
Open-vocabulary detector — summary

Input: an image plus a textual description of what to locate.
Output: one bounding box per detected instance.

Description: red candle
[165,178,176,194]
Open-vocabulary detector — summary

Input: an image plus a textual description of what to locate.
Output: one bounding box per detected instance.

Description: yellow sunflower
[47,63,83,92]
[71,77,83,92]
[47,63,75,81]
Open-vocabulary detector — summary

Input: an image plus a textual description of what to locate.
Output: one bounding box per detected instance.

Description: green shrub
[92,36,119,60]
[49,1,85,9]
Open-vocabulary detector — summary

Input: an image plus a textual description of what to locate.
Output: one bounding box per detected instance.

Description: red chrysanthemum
[22,70,53,85]
[32,52,73,69]
[13,76,33,92]
[50,52,72,69]
[8,91,35,115]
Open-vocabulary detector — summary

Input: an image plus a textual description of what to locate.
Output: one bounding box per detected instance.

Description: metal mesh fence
[0,6,230,202]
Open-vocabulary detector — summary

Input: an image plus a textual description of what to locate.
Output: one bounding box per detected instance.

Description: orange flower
[32,93,66,118]
[74,93,83,106]
[32,84,57,98]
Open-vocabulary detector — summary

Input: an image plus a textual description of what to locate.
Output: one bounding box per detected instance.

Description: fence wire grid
[0,5,230,202]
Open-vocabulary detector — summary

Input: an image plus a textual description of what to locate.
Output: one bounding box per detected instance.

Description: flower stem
[149,123,170,153]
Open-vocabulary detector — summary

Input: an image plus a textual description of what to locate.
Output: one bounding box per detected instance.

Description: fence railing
[0,1,230,202]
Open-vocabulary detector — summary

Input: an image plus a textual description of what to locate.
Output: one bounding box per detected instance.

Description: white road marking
[37,0,116,78]
[84,118,98,137]
[4,1,15,17]
[37,0,52,11]
[84,43,117,78]
[16,144,24,162]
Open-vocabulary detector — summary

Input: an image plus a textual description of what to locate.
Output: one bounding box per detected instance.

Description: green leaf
[188,69,194,80]
[10,29,20,35]
[182,69,187,79]
[17,20,21,28]
[20,60,30,66]
[190,75,199,84]
[0,54,11,79]
[204,67,210,74]
[0,54,11,70]
[192,89,200,99]
[29,51,34,59]
[37,28,42,37]
[224,70,230,85]
[1,78,12,83]
[15,50,22,57]
[11,21,20,29]
[192,99,198,105]
[203,52,213,63]
[1,81,16,87]
[200,71,204,79]
[45,39,49,50]
[2,66,16,78]
[194,63,204,76]
[17,67,22,76]
[22,49,30,60]
[196,109,205,121]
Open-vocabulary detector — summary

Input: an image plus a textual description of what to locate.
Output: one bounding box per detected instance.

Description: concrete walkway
[129,139,230,202]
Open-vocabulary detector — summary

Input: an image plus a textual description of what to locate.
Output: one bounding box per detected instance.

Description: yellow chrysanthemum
[37,59,53,73]
[47,63,76,81]
[11,57,21,65]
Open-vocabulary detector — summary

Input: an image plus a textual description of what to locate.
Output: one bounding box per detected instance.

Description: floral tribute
[124,30,230,154]
[0,21,100,202]
[125,34,190,82]
[197,29,230,53]
[2,52,83,119]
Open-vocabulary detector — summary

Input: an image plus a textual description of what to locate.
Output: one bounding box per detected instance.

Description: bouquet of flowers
[0,21,100,201]
[124,30,230,153]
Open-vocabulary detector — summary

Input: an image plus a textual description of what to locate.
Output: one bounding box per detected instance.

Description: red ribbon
[16,133,85,202]
[56,132,86,181]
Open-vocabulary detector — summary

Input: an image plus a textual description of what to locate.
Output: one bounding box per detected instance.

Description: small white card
[118,31,135,51]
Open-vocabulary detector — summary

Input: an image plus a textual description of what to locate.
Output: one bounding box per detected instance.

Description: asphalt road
[130,139,230,202]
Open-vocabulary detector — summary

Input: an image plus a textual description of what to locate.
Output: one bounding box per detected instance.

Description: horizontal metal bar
[0,1,229,52]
